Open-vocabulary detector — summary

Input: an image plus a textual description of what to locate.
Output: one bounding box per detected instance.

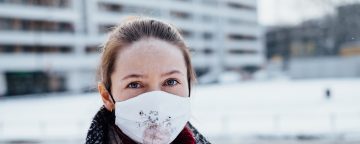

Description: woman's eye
[164,79,179,86]
[127,82,142,89]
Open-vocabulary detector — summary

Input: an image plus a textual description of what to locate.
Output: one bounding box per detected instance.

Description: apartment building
[0,0,263,96]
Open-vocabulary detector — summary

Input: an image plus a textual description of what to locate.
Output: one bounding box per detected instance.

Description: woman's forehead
[113,38,187,76]
[125,37,180,54]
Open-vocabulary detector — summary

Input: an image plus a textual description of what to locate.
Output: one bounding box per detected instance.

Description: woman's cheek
[120,89,144,101]
[164,85,187,97]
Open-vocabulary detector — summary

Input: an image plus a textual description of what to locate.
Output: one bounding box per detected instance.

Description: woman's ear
[98,82,115,112]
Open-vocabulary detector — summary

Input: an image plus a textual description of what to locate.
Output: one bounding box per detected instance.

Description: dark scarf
[86,106,211,144]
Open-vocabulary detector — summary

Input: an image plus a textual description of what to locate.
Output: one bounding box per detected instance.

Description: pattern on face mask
[137,110,174,144]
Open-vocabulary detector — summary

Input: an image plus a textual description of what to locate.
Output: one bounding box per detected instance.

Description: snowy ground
[1,78,360,143]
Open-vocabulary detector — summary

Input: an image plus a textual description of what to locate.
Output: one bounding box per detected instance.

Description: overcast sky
[258,0,332,26]
[257,0,360,26]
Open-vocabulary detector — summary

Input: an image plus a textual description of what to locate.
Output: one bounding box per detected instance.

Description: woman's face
[110,37,189,101]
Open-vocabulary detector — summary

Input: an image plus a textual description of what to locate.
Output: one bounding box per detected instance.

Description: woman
[86,17,211,144]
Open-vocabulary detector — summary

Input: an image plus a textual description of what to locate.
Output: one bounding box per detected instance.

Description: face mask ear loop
[107,88,116,116]
[188,77,191,97]
[107,89,116,123]
[109,93,116,104]
[106,87,116,104]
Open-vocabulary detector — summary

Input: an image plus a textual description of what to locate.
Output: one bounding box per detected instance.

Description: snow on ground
[0,92,103,143]
[1,78,360,143]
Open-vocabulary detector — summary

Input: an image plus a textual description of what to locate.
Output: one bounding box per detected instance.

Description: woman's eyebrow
[161,70,184,77]
[121,74,146,80]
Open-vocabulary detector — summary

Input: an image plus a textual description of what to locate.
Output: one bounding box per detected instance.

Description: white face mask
[113,91,191,144]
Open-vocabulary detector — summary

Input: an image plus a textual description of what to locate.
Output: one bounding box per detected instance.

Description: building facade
[0,0,263,96]
[265,3,360,79]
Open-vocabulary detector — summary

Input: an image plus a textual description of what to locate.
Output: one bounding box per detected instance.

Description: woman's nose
[146,83,162,92]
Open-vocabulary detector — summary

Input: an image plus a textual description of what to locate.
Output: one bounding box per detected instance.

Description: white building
[0,0,264,96]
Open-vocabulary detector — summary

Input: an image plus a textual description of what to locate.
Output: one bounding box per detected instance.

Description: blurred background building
[0,0,264,97]
[265,3,360,79]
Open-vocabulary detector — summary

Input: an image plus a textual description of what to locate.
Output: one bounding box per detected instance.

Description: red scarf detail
[117,126,195,144]
[172,126,196,144]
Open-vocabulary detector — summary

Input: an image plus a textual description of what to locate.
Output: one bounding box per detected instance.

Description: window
[0,45,73,54]
[98,3,123,13]
[85,45,100,54]
[228,49,257,54]
[98,24,115,34]
[180,29,193,38]
[227,2,255,11]
[0,0,70,8]
[5,71,67,96]
[0,17,74,33]
[203,32,213,40]
[203,48,214,54]
[228,34,256,41]
[0,18,12,30]
[170,10,192,20]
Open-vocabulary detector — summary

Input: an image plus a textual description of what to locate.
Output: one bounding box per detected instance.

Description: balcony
[224,40,263,51]
[0,54,99,71]
[192,53,217,68]
[224,53,265,67]
[0,31,78,45]
[0,3,79,22]
[224,24,262,37]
